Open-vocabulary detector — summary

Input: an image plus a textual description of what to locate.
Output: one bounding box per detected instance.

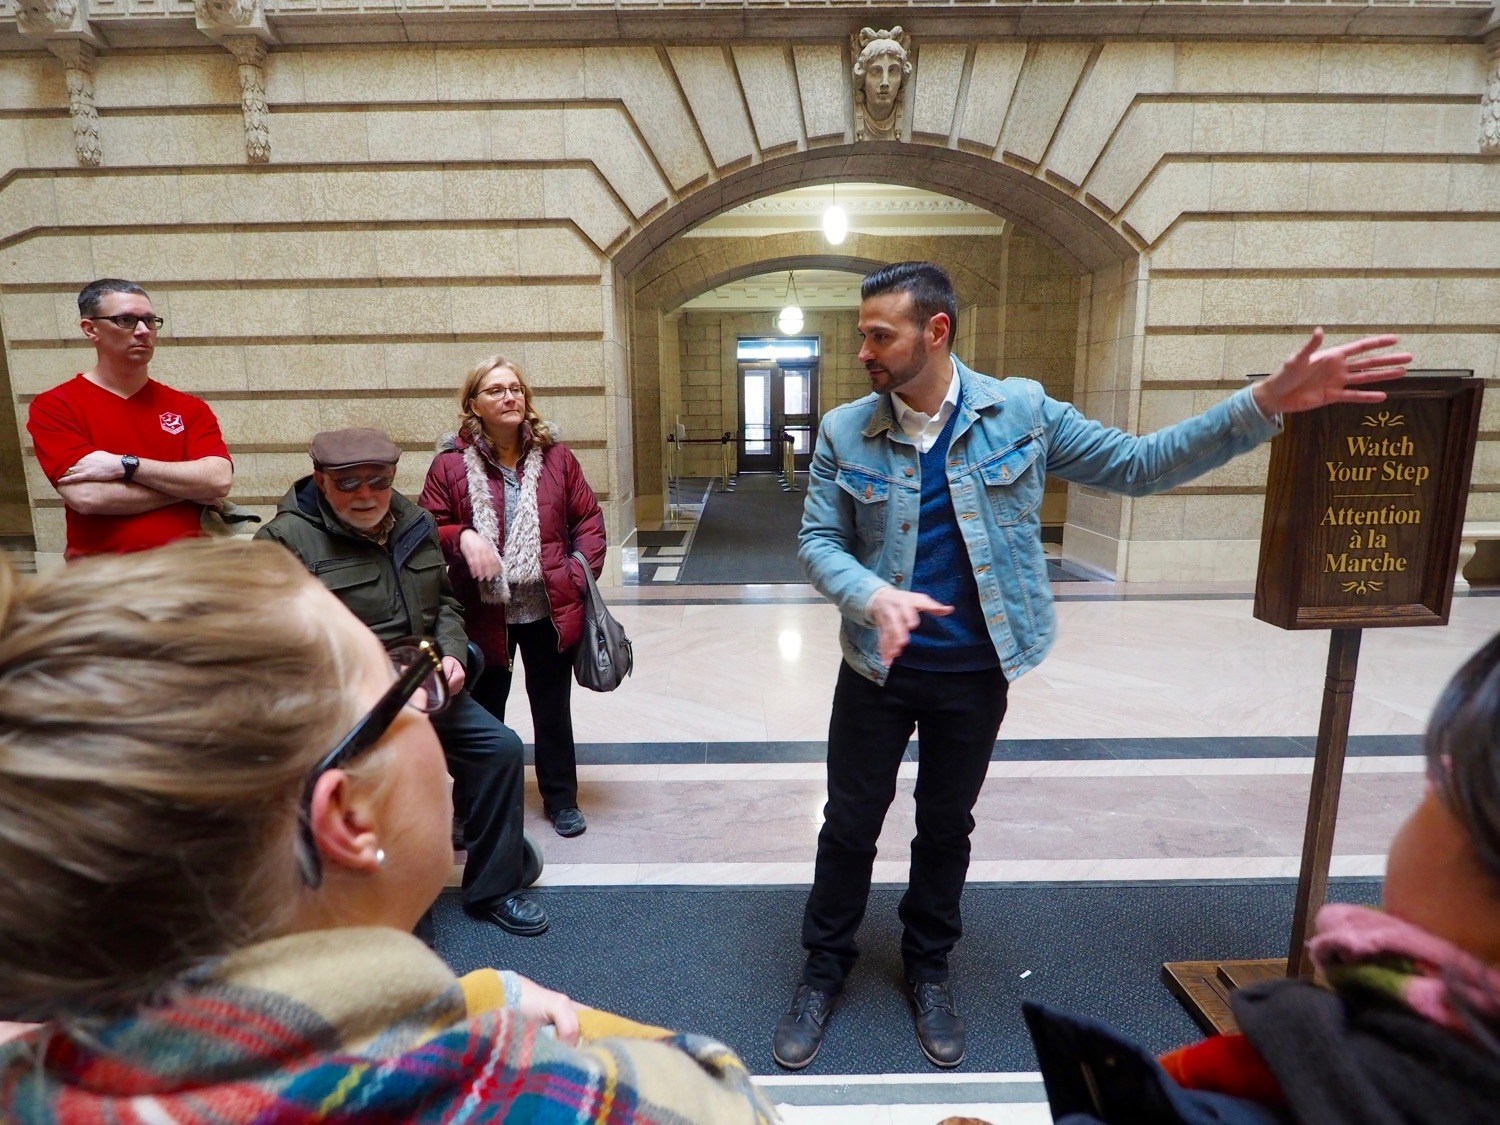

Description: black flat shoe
[550,807,587,838]
[467,894,548,937]
[908,978,965,1068]
[772,983,834,1070]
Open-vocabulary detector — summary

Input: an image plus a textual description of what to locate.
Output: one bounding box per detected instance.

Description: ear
[307,769,383,877]
[80,318,101,344]
[928,311,952,350]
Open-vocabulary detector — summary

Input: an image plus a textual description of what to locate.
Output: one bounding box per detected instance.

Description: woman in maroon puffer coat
[421,355,606,838]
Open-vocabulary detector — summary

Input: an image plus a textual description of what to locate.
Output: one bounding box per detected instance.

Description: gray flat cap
[309,427,401,470]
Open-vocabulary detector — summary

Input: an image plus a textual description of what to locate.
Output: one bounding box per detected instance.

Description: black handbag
[570,550,633,691]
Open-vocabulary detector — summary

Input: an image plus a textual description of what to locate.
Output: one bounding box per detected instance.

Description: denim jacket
[798,357,1282,684]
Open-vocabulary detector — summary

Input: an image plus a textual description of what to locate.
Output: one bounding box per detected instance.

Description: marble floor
[481,582,1500,1123]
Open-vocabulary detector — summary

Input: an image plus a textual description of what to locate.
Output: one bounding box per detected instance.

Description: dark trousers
[801,660,1009,993]
[430,690,527,910]
[470,618,580,816]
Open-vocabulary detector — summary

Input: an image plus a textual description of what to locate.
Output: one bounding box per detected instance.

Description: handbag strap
[570,551,606,616]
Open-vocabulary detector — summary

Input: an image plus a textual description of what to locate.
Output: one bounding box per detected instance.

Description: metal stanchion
[778,432,800,492]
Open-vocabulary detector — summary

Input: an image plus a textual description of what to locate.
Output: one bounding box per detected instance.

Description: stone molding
[5,1,1485,44]
[15,0,92,39]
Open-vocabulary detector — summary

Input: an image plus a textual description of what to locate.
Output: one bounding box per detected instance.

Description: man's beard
[869,336,929,394]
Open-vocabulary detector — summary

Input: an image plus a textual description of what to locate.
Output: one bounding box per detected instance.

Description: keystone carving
[1483,40,1500,155]
[225,36,271,163]
[50,40,102,167]
[852,26,911,142]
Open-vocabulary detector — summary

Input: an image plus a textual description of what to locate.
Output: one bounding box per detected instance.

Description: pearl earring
[375,848,387,868]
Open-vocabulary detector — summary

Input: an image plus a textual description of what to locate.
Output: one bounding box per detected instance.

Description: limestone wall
[1,17,1494,579]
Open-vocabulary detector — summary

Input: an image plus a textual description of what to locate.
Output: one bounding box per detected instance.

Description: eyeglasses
[88,314,164,331]
[296,637,450,888]
[477,385,525,401]
[329,474,395,493]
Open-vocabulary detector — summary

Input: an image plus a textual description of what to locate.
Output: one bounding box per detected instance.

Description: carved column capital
[222,34,271,164]
[1482,34,1500,156]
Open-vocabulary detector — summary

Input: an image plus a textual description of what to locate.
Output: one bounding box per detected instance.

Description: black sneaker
[467,894,548,937]
[908,978,965,1068]
[772,983,835,1070]
[550,806,587,838]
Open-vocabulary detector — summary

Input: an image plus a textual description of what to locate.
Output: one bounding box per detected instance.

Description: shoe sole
[915,1037,964,1069]
[771,1040,821,1071]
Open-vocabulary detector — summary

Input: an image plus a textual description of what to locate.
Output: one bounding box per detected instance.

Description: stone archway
[618,157,1125,570]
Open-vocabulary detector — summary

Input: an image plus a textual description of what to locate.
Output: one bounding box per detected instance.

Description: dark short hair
[78,279,149,318]
[861,261,958,344]
[1426,633,1500,886]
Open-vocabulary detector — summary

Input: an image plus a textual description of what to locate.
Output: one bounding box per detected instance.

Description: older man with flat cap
[256,427,546,936]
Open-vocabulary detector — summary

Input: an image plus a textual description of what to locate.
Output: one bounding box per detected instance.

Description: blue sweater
[895,395,1001,673]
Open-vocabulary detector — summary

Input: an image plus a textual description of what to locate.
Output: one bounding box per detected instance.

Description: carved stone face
[862,50,903,113]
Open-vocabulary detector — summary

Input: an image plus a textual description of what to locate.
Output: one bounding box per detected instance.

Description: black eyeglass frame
[87,314,165,331]
[295,636,449,888]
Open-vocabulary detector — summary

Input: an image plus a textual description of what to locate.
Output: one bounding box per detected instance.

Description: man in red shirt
[27,279,233,560]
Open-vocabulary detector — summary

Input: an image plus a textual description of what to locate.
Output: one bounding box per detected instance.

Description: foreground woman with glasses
[0,540,775,1123]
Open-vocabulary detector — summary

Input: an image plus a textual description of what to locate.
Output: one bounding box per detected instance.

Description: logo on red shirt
[159,412,184,435]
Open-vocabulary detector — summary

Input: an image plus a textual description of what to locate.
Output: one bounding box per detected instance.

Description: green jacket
[255,476,468,661]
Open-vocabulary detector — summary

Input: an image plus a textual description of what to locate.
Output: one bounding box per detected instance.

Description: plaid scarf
[0,927,779,1124]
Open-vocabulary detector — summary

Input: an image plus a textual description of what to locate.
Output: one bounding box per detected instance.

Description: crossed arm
[56,451,233,516]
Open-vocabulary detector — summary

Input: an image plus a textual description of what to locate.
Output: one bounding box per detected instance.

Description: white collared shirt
[890,359,960,454]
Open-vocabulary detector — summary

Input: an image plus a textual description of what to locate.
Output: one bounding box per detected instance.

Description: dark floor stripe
[531,734,1422,765]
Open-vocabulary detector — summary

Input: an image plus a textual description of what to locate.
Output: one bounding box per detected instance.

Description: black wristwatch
[121,454,140,483]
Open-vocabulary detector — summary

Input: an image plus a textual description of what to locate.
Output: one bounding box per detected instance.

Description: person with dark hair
[772,259,1412,1070]
[1024,633,1500,1124]
[25,278,233,560]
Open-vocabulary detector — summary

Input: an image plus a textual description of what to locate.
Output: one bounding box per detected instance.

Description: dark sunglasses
[329,474,395,493]
[296,637,450,888]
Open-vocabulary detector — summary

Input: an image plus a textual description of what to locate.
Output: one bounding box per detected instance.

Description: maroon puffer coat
[420,429,606,669]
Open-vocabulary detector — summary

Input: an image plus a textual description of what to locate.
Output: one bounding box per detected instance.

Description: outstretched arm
[1252,329,1411,418]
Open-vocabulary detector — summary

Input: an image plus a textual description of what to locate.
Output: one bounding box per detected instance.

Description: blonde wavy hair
[458,354,555,448]
[0,539,361,1019]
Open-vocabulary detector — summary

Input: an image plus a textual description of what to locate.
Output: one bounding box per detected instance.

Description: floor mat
[432,878,1382,1076]
[677,473,808,584]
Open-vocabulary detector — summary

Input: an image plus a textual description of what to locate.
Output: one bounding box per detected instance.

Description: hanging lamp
[776,271,804,334]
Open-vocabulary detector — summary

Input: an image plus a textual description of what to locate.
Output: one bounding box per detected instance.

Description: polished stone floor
[485,581,1499,1123]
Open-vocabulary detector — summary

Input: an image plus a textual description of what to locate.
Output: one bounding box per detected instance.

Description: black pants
[801,661,1009,993]
[430,690,527,910]
[470,618,580,816]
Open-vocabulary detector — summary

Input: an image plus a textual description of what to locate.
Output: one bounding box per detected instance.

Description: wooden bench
[1456,521,1500,590]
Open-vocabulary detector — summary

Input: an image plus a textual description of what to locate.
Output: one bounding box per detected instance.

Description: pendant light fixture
[776,271,804,334]
[822,182,848,246]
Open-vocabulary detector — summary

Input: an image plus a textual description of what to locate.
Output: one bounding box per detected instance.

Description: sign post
[1164,372,1482,1033]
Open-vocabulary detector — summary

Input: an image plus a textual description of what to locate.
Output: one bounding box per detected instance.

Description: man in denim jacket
[771,261,1410,1072]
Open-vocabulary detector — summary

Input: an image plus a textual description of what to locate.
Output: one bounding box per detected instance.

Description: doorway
[736,336,818,475]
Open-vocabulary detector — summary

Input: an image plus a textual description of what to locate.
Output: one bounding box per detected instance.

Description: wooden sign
[1254,374,1482,630]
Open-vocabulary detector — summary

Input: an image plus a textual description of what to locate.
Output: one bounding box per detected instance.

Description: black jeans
[430,690,527,911]
[801,660,1009,993]
[470,618,580,816]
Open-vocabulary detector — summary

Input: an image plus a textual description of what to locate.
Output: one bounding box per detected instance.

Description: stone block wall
[1,14,1493,581]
